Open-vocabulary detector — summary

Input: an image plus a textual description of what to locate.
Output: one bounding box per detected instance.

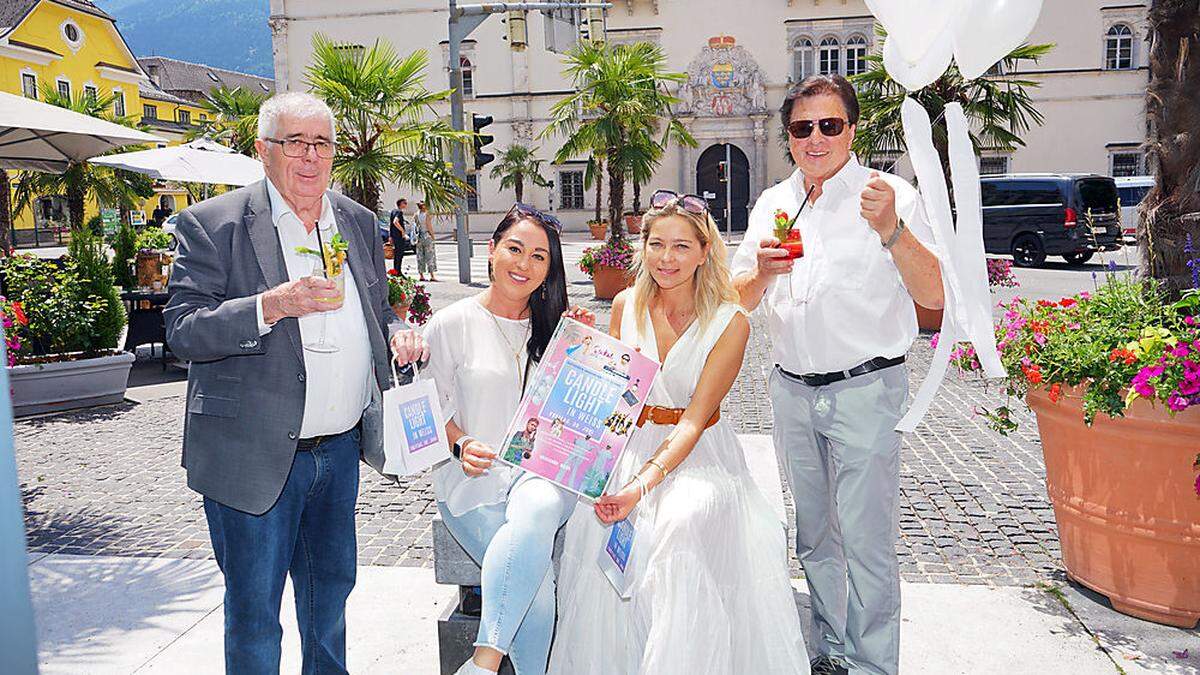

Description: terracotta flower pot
[588,222,608,240]
[591,264,633,300]
[1027,385,1200,628]
[624,213,642,235]
[914,301,943,331]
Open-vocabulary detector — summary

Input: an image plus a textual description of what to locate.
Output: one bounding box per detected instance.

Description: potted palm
[4,228,133,416]
[306,35,469,216]
[489,144,550,206]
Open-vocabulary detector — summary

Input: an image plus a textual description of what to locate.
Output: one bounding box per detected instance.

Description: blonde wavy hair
[630,197,739,336]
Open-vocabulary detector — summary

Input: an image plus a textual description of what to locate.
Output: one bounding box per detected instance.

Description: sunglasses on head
[787,117,848,139]
[650,189,709,215]
[505,202,563,233]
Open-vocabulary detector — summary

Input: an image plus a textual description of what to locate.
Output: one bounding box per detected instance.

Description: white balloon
[866,0,964,64]
[952,0,1044,79]
[882,29,954,91]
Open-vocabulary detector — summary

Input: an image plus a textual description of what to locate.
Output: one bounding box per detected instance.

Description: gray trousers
[769,364,908,675]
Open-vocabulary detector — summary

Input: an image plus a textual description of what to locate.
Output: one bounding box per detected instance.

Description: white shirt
[422,296,530,516]
[255,179,373,438]
[731,156,939,375]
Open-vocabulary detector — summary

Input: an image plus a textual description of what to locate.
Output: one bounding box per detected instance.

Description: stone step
[433,516,568,586]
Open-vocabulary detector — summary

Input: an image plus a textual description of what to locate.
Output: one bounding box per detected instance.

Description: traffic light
[472,113,495,170]
[717,160,728,183]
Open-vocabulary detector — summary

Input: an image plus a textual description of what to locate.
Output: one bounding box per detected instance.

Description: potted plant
[4,228,134,416]
[917,257,1019,330]
[587,219,608,241]
[947,272,1200,627]
[579,237,635,300]
[387,269,433,326]
[134,226,174,290]
[623,211,642,236]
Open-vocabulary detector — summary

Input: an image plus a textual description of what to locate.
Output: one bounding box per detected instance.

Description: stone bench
[434,516,567,675]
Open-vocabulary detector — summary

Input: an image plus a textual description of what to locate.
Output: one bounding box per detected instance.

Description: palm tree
[1140,1,1199,298]
[12,87,155,231]
[191,85,266,156]
[306,35,470,214]
[543,41,695,241]
[489,144,550,204]
[851,33,1052,188]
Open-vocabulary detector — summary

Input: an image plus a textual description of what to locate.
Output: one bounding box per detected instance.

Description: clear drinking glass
[301,227,344,353]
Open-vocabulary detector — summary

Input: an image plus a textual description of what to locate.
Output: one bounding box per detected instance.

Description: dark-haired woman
[422,204,594,675]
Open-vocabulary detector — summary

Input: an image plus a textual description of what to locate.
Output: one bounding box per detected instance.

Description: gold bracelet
[646,458,670,480]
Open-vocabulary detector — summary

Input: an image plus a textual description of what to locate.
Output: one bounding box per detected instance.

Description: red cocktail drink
[779,230,804,259]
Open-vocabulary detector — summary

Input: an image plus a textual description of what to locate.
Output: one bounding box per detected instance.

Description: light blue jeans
[438,474,576,675]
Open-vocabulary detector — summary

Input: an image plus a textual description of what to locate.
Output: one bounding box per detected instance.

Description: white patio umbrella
[88,138,264,186]
[0,91,162,172]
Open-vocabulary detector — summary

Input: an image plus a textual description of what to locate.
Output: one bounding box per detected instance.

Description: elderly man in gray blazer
[165,91,428,674]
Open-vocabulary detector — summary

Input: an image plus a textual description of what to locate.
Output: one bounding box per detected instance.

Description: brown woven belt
[636,404,720,429]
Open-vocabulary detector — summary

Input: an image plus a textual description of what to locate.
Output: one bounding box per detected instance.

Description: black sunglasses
[505,202,563,233]
[650,189,709,215]
[787,117,848,139]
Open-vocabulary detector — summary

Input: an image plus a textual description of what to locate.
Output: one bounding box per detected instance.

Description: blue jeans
[204,427,361,675]
[438,475,576,675]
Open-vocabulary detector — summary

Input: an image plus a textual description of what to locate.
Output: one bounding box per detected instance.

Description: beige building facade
[267,0,1151,231]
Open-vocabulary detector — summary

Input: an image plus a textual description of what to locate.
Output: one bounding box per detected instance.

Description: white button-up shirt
[255,179,373,438]
[731,156,939,375]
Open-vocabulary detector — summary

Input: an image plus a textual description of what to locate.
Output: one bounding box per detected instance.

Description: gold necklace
[480,301,530,391]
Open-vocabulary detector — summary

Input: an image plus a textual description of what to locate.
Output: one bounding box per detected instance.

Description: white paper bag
[382,361,450,476]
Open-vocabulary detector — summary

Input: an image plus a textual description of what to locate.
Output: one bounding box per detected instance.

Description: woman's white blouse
[423,296,531,516]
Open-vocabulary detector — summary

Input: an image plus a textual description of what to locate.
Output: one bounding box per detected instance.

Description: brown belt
[636,404,720,429]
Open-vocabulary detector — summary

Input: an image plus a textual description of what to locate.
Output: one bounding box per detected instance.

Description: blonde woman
[547,191,810,674]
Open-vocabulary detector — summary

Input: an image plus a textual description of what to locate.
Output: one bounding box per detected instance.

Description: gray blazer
[165,180,406,515]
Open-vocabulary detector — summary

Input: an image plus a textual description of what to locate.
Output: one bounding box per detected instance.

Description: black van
[981,174,1122,266]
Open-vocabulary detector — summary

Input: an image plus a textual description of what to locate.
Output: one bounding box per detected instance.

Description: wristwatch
[882,218,906,250]
[452,435,475,460]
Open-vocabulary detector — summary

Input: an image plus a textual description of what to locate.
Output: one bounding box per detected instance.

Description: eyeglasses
[505,202,563,233]
[787,117,848,139]
[263,137,336,159]
[650,189,709,214]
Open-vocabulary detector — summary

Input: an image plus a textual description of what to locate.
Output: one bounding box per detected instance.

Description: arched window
[818,37,841,76]
[845,35,868,77]
[460,57,475,97]
[1105,24,1134,70]
[793,38,814,81]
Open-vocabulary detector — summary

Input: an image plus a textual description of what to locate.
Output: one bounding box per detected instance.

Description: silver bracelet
[882,219,906,250]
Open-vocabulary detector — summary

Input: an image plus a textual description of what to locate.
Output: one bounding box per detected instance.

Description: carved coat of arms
[679,35,767,118]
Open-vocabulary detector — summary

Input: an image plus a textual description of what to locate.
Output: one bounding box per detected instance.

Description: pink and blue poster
[496,318,659,501]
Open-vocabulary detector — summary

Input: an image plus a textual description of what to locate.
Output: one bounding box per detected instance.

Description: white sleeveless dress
[547,301,810,675]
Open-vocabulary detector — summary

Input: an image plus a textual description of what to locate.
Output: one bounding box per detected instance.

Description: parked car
[1114,175,1153,245]
[981,174,1122,267]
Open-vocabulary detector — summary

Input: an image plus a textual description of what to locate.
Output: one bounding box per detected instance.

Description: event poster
[495,318,659,501]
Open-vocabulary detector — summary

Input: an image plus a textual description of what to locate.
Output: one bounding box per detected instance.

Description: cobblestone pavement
[16,241,1067,584]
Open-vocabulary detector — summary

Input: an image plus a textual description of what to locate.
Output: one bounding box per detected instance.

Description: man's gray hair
[257,91,336,141]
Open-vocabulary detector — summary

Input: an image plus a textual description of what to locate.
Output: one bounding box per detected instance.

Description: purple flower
[930,332,940,349]
[1134,381,1156,397]
[1167,393,1190,411]
[1172,344,1192,358]
[1107,260,1119,273]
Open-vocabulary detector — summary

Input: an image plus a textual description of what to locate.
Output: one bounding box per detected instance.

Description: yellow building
[0,0,273,247]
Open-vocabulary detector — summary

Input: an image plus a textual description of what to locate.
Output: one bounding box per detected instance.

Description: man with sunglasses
[731,75,943,675]
[165,91,428,673]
